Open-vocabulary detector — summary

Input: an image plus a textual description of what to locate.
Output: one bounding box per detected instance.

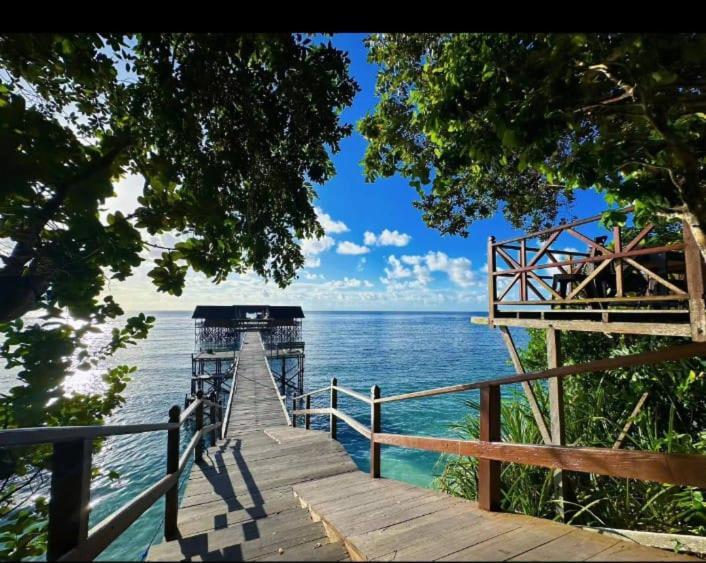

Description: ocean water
[1,311,527,561]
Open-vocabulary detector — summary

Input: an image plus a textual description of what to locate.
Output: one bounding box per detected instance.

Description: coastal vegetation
[436,329,706,536]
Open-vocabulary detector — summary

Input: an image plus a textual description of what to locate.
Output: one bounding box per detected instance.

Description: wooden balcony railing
[0,390,230,561]
[486,209,706,340]
[292,341,706,511]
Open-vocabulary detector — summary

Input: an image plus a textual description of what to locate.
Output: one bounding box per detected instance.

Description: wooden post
[488,237,496,321]
[280,357,286,395]
[478,385,501,511]
[164,405,181,541]
[684,220,706,341]
[520,239,527,302]
[614,226,623,297]
[330,378,338,440]
[195,390,204,462]
[370,385,381,478]
[305,395,311,430]
[209,392,217,446]
[547,327,567,519]
[47,438,92,560]
[291,397,297,428]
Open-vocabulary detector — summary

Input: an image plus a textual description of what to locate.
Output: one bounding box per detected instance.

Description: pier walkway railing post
[291,397,297,427]
[165,405,181,540]
[195,390,204,462]
[47,438,92,560]
[370,385,381,478]
[479,384,501,511]
[209,392,217,446]
[305,395,311,430]
[330,378,337,440]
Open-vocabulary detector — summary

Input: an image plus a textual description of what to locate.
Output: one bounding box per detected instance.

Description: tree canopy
[360,33,706,257]
[0,33,356,557]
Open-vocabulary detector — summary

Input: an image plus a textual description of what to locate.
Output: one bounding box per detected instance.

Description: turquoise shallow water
[1,311,527,561]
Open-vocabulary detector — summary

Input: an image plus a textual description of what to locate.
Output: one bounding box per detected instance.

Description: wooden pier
[145,332,698,561]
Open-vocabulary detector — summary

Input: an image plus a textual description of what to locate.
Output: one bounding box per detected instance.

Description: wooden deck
[147,332,695,562]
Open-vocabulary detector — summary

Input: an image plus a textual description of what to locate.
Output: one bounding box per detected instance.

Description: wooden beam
[684,220,706,341]
[623,257,687,295]
[478,385,501,511]
[370,386,381,478]
[614,226,623,298]
[474,316,692,338]
[488,236,497,321]
[498,326,552,445]
[372,433,706,489]
[613,392,649,450]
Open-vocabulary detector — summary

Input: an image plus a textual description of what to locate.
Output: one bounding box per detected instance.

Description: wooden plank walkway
[147,333,355,561]
[148,332,695,561]
[293,473,694,561]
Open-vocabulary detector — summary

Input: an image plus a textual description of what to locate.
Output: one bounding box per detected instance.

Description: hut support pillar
[547,327,570,520]
[499,326,552,445]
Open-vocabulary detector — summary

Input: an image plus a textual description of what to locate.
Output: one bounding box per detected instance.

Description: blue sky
[109,34,609,312]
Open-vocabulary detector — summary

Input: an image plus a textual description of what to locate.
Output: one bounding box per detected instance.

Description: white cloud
[337,241,370,255]
[356,257,367,272]
[384,251,477,289]
[315,207,349,234]
[364,229,411,247]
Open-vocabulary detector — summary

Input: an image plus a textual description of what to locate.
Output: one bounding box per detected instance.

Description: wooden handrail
[494,206,634,246]
[372,433,706,489]
[179,398,202,424]
[333,385,372,404]
[0,422,177,448]
[291,406,372,440]
[221,354,239,440]
[376,341,706,404]
[292,385,331,401]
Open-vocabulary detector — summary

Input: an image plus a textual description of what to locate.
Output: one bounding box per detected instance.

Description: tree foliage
[361,33,706,257]
[0,33,356,557]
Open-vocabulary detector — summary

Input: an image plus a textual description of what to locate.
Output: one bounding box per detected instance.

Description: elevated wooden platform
[146,332,695,562]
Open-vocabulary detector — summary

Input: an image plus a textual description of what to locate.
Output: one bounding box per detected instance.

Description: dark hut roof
[192,305,304,320]
[269,306,305,319]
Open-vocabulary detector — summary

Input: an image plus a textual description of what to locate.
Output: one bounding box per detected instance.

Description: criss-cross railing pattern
[487,209,702,318]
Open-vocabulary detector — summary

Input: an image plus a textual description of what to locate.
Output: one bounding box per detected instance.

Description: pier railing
[292,341,706,510]
[0,391,224,561]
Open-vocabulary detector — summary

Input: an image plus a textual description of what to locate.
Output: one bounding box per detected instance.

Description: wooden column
[305,395,311,430]
[291,397,297,428]
[684,220,706,341]
[195,391,204,462]
[370,385,381,478]
[547,327,567,519]
[164,405,181,541]
[330,378,338,440]
[614,226,623,297]
[47,438,92,560]
[488,237,496,321]
[478,385,501,511]
[209,393,217,446]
